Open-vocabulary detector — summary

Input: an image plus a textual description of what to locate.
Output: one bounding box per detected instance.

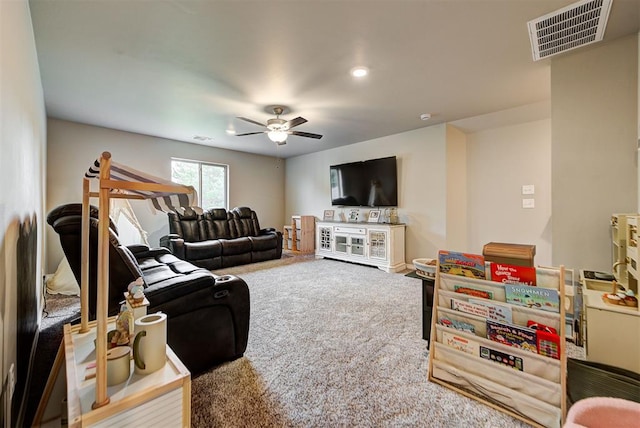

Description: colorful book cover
[486,320,537,354]
[468,298,513,323]
[504,284,560,313]
[438,250,486,279]
[535,329,561,360]
[527,320,561,360]
[438,317,475,334]
[451,298,490,318]
[442,331,480,356]
[479,346,524,371]
[490,263,537,286]
[454,285,494,300]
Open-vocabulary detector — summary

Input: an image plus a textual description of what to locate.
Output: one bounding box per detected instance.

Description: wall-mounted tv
[330,156,398,207]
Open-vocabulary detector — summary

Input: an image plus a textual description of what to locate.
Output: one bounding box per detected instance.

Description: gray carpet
[193,257,531,427]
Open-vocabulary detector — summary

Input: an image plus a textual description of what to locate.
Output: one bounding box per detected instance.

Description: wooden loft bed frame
[80,151,199,409]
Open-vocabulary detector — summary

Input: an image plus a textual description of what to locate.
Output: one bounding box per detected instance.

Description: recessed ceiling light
[420,113,431,121]
[225,129,236,135]
[351,66,369,78]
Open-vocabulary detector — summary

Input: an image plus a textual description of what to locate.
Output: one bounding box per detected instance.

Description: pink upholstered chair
[564,397,640,428]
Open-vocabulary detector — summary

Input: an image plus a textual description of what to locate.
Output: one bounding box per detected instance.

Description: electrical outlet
[8,363,15,399]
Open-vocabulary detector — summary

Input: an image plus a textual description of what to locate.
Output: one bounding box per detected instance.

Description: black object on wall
[330,156,398,207]
[13,215,39,427]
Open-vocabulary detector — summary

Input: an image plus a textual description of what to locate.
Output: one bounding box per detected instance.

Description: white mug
[133,312,167,375]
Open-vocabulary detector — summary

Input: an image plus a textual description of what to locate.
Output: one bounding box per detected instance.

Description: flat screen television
[330,156,398,207]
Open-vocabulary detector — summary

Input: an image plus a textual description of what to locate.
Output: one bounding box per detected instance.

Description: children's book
[438,317,475,334]
[438,250,486,279]
[527,320,561,360]
[468,298,513,323]
[504,284,559,313]
[442,331,480,356]
[479,346,524,371]
[454,285,493,300]
[489,263,537,286]
[451,298,490,318]
[486,320,537,354]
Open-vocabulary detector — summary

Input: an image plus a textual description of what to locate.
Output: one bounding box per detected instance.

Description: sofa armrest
[160,235,186,259]
[260,227,277,234]
[160,233,180,249]
[126,244,152,255]
[129,245,172,260]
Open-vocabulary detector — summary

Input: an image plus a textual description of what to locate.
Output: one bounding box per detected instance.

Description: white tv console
[315,221,406,273]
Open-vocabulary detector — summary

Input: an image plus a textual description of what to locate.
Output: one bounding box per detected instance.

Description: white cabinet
[583,289,640,374]
[315,221,405,272]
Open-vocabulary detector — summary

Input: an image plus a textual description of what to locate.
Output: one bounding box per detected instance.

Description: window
[171,159,228,209]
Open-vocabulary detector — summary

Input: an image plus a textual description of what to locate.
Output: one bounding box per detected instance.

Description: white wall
[551,34,638,272]
[46,119,285,272]
[286,124,452,263]
[466,119,552,266]
[445,124,468,252]
[0,0,47,424]
[286,115,554,267]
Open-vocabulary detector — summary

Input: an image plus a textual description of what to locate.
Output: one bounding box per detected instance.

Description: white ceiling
[29,0,640,159]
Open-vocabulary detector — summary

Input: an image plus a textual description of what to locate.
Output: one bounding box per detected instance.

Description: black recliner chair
[47,203,250,374]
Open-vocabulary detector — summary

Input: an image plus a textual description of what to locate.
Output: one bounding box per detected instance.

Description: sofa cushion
[201,208,232,239]
[230,207,260,237]
[168,210,201,242]
[220,237,252,255]
[184,240,222,260]
[248,235,278,251]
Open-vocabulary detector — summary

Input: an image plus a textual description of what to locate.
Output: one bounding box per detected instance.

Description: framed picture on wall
[368,210,380,223]
[323,210,335,221]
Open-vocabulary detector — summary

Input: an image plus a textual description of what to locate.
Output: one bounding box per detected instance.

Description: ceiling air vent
[527,0,612,61]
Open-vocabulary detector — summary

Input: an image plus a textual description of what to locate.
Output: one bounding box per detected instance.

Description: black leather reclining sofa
[47,203,250,374]
[160,206,283,270]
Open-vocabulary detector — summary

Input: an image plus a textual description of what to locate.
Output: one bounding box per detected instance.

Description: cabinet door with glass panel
[317,225,333,254]
[334,233,366,258]
[368,229,388,261]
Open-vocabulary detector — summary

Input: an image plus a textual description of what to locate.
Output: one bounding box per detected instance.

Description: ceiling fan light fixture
[268,130,288,143]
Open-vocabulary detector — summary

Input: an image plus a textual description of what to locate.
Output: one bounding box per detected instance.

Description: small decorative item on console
[368,210,380,223]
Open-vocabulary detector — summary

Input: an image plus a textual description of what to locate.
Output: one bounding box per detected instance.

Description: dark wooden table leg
[422,278,435,342]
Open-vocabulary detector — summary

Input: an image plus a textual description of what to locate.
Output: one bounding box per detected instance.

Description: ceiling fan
[236,106,323,145]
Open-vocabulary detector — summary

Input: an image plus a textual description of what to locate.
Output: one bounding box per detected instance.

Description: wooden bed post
[80,177,90,333]
[92,151,112,409]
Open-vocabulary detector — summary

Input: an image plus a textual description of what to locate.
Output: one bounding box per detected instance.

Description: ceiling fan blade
[290,131,323,139]
[235,131,267,136]
[285,116,307,129]
[237,117,266,127]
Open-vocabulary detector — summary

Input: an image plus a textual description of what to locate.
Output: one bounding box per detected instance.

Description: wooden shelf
[284,215,315,253]
[428,254,566,428]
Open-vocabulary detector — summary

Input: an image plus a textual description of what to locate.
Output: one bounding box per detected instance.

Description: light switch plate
[522,198,535,209]
[522,185,535,195]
